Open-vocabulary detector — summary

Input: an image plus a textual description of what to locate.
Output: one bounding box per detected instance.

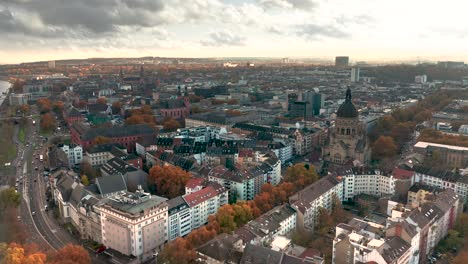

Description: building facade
[323,88,371,166]
[99,190,168,262]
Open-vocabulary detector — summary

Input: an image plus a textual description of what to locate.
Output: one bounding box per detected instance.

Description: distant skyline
[1,0,468,64]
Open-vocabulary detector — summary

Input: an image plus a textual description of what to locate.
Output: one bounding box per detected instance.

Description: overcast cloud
[0,0,467,63]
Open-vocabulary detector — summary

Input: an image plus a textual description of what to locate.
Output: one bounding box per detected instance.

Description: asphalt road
[15,113,110,263]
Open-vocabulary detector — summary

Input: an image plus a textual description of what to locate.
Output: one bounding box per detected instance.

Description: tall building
[335,56,349,67]
[99,189,168,262]
[351,67,360,82]
[323,88,371,166]
[48,60,56,69]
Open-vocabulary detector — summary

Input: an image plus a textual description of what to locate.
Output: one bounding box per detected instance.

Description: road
[12,109,110,263]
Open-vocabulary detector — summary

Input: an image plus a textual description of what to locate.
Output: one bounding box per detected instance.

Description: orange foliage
[162,118,182,132]
[96,97,107,105]
[1,243,47,264]
[37,98,51,113]
[418,128,468,147]
[148,165,191,198]
[48,244,91,264]
[158,238,197,264]
[40,113,56,131]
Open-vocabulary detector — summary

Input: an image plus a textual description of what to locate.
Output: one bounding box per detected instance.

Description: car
[44,205,48,211]
[31,211,35,216]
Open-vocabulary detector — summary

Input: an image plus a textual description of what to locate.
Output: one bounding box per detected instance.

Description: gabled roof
[101,157,137,175]
[96,173,127,196]
[183,185,226,207]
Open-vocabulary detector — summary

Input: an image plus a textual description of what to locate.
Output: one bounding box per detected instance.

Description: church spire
[345,87,352,102]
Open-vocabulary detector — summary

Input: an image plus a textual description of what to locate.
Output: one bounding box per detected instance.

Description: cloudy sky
[1,0,467,64]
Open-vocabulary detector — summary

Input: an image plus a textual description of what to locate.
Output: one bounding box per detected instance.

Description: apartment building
[413,166,468,203]
[183,184,229,230]
[167,196,191,241]
[207,165,265,201]
[234,205,296,247]
[99,189,168,262]
[332,220,412,264]
[289,175,343,231]
[59,144,83,167]
[84,143,128,167]
[341,168,396,201]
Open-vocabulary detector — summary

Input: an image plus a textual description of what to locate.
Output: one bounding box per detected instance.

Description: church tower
[323,87,371,166]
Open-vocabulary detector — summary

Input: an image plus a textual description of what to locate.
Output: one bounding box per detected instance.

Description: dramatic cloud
[201,31,246,47]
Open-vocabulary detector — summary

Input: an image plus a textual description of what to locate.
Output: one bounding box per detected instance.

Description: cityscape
[1,1,468,264]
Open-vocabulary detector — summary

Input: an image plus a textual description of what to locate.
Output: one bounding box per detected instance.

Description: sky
[1,0,468,64]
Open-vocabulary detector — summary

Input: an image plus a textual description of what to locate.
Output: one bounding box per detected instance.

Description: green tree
[0,188,21,212]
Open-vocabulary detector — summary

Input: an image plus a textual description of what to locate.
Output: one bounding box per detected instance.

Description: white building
[341,169,396,200]
[351,67,360,82]
[289,175,343,231]
[183,184,228,230]
[207,165,265,201]
[167,196,192,241]
[413,167,468,203]
[415,74,427,84]
[99,189,168,262]
[269,141,293,164]
[60,144,83,167]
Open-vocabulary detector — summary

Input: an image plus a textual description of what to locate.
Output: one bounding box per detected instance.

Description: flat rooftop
[414,141,468,151]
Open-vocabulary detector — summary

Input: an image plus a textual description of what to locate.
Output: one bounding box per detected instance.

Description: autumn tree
[1,243,47,264]
[315,207,333,236]
[96,97,107,105]
[214,204,237,233]
[330,193,350,225]
[11,80,24,93]
[17,105,29,115]
[37,98,51,113]
[52,101,64,114]
[372,136,398,160]
[92,136,112,145]
[40,113,56,132]
[148,165,191,198]
[452,247,468,264]
[48,244,91,264]
[81,175,90,186]
[125,105,156,127]
[186,226,217,247]
[163,118,182,132]
[79,161,98,180]
[111,101,122,115]
[283,163,319,189]
[158,238,197,264]
[2,208,27,244]
[226,99,239,105]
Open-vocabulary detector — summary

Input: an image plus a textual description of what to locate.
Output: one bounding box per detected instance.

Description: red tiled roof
[185,177,205,189]
[392,168,414,180]
[183,185,225,207]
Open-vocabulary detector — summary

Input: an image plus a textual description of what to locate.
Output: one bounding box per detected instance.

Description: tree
[92,136,112,145]
[226,99,239,105]
[2,207,27,244]
[96,97,107,105]
[111,101,122,115]
[215,204,237,233]
[454,213,468,237]
[163,118,182,132]
[1,243,47,264]
[81,175,89,186]
[37,98,51,113]
[158,238,197,264]
[452,248,468,264]
[48,244,91,264]
[315,207,333,235]
[18,105,29,115]
[125,115,145,125]
[11,80,24,93]
[372,136,398,160]
[0,188,21,211]
[390,122,414,148]
[52,101,64,114]
[40,113,56,132]
[283,163,319,189]
[331,193,350,225]
[148,165,191,198]
[186,226,217,247]
[79,161,98,180]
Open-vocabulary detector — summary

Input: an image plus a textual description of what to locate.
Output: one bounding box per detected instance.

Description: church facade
[323,88,371,166]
